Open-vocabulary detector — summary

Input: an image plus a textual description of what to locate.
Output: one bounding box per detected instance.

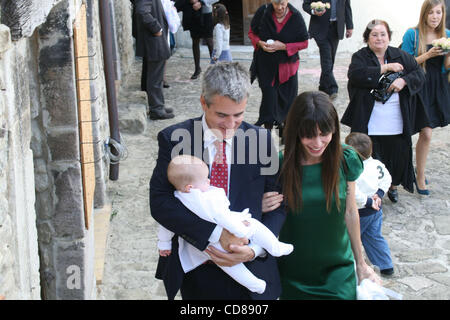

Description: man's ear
[200,95,207,111]
[184,184,193,193]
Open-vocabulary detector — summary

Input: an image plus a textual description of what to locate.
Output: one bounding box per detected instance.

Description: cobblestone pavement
[96,46,450,300]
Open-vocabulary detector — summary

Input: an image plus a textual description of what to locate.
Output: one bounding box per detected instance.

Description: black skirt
[417,45,450,129]
[255,73,298,126]
[369,134,414,193]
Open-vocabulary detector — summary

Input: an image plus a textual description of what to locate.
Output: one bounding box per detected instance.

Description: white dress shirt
[202,115,265,259]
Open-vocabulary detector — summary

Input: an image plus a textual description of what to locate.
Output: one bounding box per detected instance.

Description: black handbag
[370,71,404,104]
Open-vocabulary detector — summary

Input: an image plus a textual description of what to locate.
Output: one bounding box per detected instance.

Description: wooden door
[242,0,268,44]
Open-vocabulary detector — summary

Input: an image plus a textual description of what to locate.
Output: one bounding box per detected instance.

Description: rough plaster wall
[112,0,134,79]
[0,0,109,300]
[0,25,41,300]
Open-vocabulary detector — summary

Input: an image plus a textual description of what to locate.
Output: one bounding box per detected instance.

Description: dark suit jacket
[150,117,286,300]
[135,0,171,61]
[302,0,353,40]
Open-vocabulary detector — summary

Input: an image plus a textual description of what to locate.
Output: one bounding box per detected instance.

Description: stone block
[54,240,86,300]
[433,215,450,235]
[36,221,54,245]
[52,166,85,239]
[35,172,50,193]
[35,189,55,220]
[397,276,434,292]
[0,24,12,54]
[47,129,79,162]
[118,103,147,134]
[39,36,78,127]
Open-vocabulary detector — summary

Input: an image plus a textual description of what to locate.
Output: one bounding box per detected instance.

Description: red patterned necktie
[210,140,228,196]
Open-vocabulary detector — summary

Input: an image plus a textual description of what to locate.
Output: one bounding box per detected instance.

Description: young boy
[345,132,395,276]
[156,154,293,294]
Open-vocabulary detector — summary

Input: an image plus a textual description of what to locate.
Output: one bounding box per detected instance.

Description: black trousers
[141,58,165,112]
[256,73,298,126]
[314,21,340,95]
[180,263,251,300]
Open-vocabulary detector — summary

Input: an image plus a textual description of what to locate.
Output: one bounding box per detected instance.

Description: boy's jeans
[360,209,393,271]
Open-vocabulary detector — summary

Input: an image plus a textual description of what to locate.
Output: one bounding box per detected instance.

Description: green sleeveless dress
[278,146,363,300]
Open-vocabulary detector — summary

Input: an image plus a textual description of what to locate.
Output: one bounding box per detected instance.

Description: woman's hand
[258,40,276,53]
[382,62,404,74]
[313,9,326,16]
[268,40,287,51]
[427,45,445,59]
[388,77,407,93]
[356,261,382,285]
[262,192,284,213]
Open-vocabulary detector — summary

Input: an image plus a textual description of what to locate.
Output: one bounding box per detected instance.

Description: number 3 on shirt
[377,165,384,179]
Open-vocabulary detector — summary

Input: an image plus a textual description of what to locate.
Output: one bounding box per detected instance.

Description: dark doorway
[219,0,243,44]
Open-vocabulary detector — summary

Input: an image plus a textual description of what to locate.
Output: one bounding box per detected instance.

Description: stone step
[117,102,147,135]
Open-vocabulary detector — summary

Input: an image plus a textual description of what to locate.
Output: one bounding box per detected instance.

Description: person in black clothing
[134,0,174,120]
[175,0,217,79]
[302,0,353,99]
[341,19,425,203]
[248,0,309,132]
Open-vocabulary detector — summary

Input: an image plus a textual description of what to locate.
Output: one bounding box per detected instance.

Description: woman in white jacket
[211,3,232,63]
[345,132,395,277]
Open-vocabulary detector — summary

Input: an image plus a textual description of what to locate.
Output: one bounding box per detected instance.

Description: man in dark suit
[149,62,286,300]
[303,0,353,99]
[135,0,174,120]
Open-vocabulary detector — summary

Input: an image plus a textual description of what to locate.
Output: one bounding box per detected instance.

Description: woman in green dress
[277,91,380,299]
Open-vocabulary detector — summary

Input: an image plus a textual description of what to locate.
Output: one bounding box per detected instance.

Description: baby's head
[167,155,210,192]
[345,132,372,160]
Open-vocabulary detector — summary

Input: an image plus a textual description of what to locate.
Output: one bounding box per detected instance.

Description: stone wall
[0,0,113,299]
[0,24,41,300]
[112,0,134,78]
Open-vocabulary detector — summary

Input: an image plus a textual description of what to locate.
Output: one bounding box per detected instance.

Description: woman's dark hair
[344,132,372,160]
[281,91,343,213]
[213,3,230,29]
[362,19,392,43]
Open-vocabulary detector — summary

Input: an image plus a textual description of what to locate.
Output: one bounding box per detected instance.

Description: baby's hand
[159,250,171,257]
[242,220,250,227]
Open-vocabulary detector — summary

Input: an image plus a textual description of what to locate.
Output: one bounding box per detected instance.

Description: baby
[156,154,293,294]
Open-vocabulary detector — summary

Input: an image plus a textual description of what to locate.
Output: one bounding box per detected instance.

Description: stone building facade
[0,0,134,299]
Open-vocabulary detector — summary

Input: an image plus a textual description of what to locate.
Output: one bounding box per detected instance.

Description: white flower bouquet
[311,1,331,12]
[432,37,450,53]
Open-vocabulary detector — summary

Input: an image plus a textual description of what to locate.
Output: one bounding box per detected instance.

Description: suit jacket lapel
[188,116,205,161]
[228,122,249,209]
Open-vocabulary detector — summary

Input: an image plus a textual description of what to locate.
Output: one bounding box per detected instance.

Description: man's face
[201,94,247,139]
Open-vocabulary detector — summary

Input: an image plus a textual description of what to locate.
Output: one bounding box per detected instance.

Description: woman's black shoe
[387,189,398,203]
[190,69,202,80]
[163,81,170,88]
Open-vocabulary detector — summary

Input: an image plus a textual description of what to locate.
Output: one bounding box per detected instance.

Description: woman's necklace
[276,8,289,22]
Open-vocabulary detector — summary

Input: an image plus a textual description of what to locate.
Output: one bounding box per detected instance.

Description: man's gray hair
[201,62,251,105]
